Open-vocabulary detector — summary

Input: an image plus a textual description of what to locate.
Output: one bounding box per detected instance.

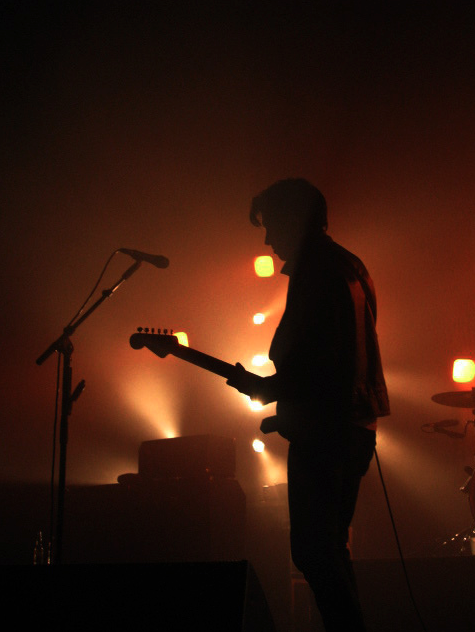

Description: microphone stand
[36,260,141,564]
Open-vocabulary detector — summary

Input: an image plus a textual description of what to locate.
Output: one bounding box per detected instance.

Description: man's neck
[280,231,331,276]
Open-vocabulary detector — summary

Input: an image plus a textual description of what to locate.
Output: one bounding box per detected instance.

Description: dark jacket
[259,233,390,442]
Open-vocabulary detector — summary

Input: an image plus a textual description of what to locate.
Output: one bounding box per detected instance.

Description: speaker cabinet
[1,561,276,631]
[139,435,236,479]
[63,477,246,564]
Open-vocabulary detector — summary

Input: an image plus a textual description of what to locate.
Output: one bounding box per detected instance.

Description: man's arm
[226,362,279,405]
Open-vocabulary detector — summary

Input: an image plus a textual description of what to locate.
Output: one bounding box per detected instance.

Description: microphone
[119,248,169,269]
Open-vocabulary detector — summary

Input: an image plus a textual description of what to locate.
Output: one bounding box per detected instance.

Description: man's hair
[250,178,327,231]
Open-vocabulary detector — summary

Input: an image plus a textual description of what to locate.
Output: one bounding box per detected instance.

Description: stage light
[251,354,269,367]
[259,452,287,486]
[123,378,179,439]
[254,256,274,277]
[174,331,189,346]
[253,313,266,325]
[252,439,265,453]
[247,397,264,411]
[453,359,475,383]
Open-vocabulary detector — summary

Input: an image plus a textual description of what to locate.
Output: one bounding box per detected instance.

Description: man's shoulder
[327,240,370,281]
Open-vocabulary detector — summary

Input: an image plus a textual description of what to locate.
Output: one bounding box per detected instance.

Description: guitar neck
[170,345,236,380]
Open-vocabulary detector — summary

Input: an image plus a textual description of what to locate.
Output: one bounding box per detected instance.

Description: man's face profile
[262,210,306,262]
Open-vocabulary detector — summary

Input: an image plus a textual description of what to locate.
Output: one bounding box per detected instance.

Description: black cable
[66,249,118,327]
[48,351,62,555]
[374,447,428,632]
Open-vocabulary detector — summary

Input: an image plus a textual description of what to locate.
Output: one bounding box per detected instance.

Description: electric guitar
[129,328,279,433]
[129,328,258,382]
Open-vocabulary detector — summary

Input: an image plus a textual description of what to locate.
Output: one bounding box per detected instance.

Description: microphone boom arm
[36,260,141,366]
[35,258,141,564]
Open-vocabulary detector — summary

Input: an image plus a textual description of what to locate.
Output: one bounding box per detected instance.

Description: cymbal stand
[438,413,475,556]
[36,260,141,564]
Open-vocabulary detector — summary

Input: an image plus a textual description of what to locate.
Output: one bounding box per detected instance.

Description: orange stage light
[174,331,189,346]
[453,359,475,383]
[252,439,265,453]
[254,256,274,277]
[251,354,269,367]
[247,397,264,411]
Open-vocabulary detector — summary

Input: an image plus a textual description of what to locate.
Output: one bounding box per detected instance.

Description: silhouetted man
[227,178,390,631]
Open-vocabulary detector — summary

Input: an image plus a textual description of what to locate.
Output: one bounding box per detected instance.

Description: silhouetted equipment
[3,556,475,631]
[130,328,259,384]
[431,388,475,408]
[430,392,475,555]
[118,247,169,268]
[1,561,276,632]
[36,256,144,564]
[469,469,475,523]
[62,435,246,564]
[138,435,236,479]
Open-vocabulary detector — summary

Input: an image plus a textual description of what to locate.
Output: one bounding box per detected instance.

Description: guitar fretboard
[170,344,236,379]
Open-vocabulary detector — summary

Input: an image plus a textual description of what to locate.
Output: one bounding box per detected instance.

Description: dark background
[2,0,475,569]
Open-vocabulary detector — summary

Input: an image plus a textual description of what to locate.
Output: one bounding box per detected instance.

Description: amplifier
[138,434,236,479]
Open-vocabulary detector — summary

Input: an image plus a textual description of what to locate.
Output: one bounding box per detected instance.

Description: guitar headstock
[129,327,180,357]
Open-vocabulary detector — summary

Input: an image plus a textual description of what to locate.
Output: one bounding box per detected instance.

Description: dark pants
[288,424,376,632]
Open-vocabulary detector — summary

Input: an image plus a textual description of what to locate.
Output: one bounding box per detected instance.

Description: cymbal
[431,391,475,408]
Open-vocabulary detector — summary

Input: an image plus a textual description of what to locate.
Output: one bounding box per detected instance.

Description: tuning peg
[164,328,168,335]
[144,327,149,333]
[151,328,155,333]
[137,327,143,332]
[157,328,161,334]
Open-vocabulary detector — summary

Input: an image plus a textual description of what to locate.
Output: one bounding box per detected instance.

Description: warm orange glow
[251,354,269,367]
[453,359,475,383]
[122,374,180,438]
[252,438,265,453]
[247,397,264,411]
[254,255,274,277]
[174,331,189,346]
[253,313,266,324]
[259,451,287,485]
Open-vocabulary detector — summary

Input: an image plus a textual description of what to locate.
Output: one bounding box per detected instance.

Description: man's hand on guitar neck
[226,362,270,404]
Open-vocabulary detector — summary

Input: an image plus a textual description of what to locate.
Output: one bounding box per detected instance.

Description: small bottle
[33,531,44,565]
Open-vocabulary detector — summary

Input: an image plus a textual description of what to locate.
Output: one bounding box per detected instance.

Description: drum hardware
[430,389,475,555]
